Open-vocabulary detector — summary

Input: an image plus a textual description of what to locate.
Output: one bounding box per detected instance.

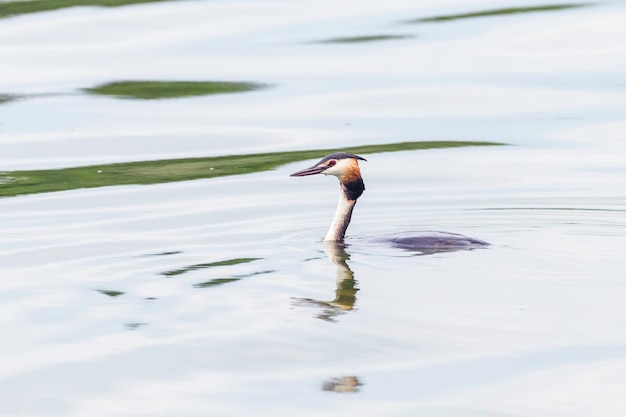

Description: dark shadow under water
[356,231,489,254]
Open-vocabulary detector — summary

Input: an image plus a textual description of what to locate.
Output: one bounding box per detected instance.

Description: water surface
[1,0,626,416]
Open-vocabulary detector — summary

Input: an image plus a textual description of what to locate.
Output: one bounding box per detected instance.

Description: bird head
[289,152,366,181]
[290,152,366,201]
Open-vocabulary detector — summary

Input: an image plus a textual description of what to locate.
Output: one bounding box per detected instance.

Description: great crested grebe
[290,152,488,251]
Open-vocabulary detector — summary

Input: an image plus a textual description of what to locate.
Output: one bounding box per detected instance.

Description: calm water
[1,0,626,416]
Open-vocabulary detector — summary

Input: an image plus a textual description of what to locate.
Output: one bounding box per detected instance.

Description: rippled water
[1,1,626,416]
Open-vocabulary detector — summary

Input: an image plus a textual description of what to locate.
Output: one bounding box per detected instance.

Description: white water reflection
[1,0,626,416]
[1,145,625,415]
[1,2,625,169]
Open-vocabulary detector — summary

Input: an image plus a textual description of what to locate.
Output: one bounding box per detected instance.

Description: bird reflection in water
[293,242,358,322]
[322,375,363,393]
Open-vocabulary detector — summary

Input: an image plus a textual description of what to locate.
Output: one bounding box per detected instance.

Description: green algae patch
[0,141,504,198]
[84,81,267,100]
[317,34,415,44]
[405,4,589,23]
[0,0,177,19]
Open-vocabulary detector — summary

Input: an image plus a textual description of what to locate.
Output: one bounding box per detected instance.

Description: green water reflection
[161,256,274,289]
[0,94,18,105]
[193,270,275,288]
[405,3,589,23]
[0,141,503,198]
[0,0,179,19]
[193,278,240,288]
[138,250,182,257]
[316,34,414,44]
[96,289,125,297]
[85,81,267,100]
[161,257,260,277]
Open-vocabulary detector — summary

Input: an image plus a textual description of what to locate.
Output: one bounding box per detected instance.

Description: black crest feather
[316,153,367,165]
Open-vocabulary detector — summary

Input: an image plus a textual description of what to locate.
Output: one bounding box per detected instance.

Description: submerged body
[363,231,488,253]
[290,152,488,252]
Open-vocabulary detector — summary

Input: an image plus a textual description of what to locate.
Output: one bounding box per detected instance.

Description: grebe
[290,152,488,251]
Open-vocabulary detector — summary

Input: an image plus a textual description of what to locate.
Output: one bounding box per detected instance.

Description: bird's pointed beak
[289,164,327,177]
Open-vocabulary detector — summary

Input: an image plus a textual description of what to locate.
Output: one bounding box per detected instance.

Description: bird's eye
[328,160,336,167]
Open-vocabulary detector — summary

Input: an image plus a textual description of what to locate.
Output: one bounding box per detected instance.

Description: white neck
[324,191,356,242]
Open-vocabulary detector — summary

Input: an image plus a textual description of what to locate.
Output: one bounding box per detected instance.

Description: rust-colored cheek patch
[340,159,362,183]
